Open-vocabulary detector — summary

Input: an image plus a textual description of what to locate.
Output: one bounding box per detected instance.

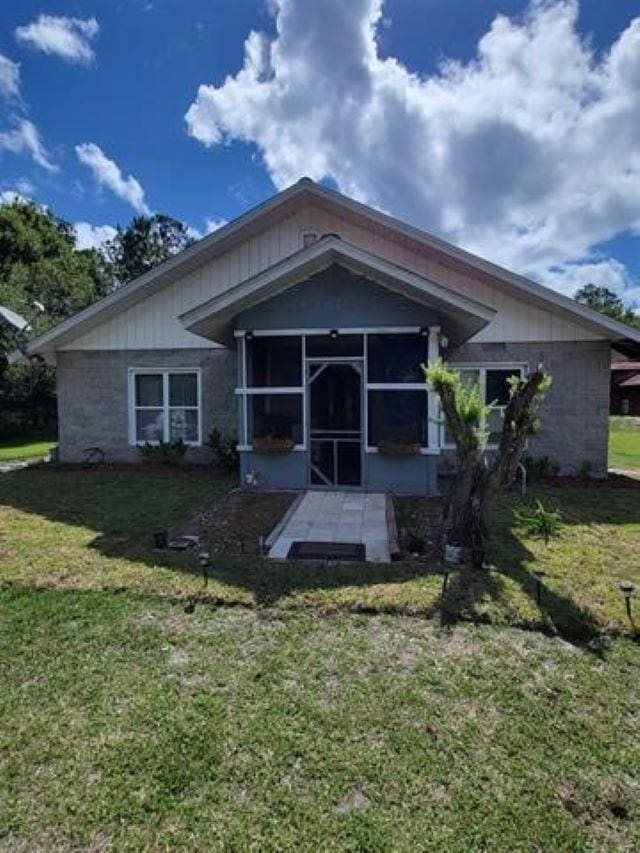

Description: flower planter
[252,436,296,454]
[377,441,422,457]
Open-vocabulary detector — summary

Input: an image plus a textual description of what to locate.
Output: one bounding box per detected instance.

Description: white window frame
[128,367,202,446]
[440,362,528,450]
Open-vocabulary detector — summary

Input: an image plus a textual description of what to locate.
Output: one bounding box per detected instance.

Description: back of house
[25,179,640,493]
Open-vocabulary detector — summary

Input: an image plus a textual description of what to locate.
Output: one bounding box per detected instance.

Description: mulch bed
[393,496,444,563]
[188,490,298,556]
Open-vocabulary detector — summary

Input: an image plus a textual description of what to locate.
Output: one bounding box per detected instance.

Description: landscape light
[532,568,547,605]
[619,581,635,621]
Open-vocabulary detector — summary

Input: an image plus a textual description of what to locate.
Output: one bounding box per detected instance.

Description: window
[130,370,201,444]
[442,365,525,447]
[367,333,429,383]
[365,332,431,449]
[368,390,428,446]
[248,394,303,443]
[246,335,302,387]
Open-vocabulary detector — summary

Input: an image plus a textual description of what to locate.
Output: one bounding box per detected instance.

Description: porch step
[268,490,391,563]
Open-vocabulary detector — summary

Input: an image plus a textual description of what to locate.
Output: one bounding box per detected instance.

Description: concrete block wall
[56,348,236,463]
[447,340,611,476]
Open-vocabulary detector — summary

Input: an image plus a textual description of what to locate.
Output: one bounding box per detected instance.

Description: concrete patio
[268,490,391,562]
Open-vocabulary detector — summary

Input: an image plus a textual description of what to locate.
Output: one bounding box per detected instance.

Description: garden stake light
[532,569,547,605]
[619,581,635,622]
[441,568,451,595]
[153,530,167,549]
[198,552,210,586]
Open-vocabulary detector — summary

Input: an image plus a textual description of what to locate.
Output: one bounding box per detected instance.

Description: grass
[609,416,640,470]
[0,436,57,462]
[1,587,638,850]
[0,467,639,848]
[0,467,637,640]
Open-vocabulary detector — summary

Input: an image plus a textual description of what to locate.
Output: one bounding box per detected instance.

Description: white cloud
[74,221,117,251]
[0,119,56,171]
[75,143,150,214]
[0,54,20,98]
[15,15,99,65]
[205,217,228,234]
[186,0,640,303]
[0,190,28,205]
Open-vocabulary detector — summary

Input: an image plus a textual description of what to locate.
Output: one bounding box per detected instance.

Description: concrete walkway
[268,491,390,563]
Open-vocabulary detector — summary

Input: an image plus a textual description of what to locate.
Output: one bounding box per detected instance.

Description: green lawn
[609,416,640,470]
[0,468,638,849]
[0,437,57,462]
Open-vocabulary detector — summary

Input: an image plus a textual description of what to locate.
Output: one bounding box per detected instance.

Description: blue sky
[0,1,639,306]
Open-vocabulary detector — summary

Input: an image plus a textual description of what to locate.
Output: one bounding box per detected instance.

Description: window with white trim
[366,332,430,449]
[129,369,201,445]
[442,364,526,447]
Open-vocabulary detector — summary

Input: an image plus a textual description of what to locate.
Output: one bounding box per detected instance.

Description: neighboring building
[611,362,640,416]
[25,179,640,492]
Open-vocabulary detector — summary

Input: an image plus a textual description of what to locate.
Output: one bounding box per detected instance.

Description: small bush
[207,428,239,473]
[514,499,563,545]
[522,453,560,482]
[138,439,187,465]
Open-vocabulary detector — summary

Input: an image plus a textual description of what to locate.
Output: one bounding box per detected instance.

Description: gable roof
[180,235,496,346]
[25,177,640,356]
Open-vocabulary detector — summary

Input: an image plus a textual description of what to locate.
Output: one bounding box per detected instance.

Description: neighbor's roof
[25,177,640,355]
[611,361,640,370]
[618,374,640,388]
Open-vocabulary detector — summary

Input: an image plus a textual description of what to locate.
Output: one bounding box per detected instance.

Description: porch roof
[179,236,496,346]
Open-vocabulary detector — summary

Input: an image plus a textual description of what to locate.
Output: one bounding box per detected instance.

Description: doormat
[288,541,366,562]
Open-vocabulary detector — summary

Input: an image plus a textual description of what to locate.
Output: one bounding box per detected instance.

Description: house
[25,178,640,493]
[611,362,640,416]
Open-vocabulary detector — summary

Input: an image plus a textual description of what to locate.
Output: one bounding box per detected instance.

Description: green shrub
[138,439,187,465]
[513,499,563,545]
[522,453,560,482]
[206,428,239,473]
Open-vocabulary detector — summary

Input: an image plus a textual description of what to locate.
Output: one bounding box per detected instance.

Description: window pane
[368,390,428,447]
[136,409,163,442]
[135,374,163,407]
[367,334,429,383]
[486,369,520,406]
[170,408,198,442]
[488,407,504,445]
[247,336,301,387]
[306,333,363,358]
[249,394,303,443]
[169,373,197,407]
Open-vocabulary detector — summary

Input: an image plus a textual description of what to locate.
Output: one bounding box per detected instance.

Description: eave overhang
[179,236,496,347]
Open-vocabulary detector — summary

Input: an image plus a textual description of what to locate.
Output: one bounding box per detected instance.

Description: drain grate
[288,541,366,561]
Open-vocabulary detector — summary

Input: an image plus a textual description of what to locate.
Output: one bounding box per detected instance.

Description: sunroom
[180,236,494,493]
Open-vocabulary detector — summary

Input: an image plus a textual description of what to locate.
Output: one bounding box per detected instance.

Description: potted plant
[253,412,296,453]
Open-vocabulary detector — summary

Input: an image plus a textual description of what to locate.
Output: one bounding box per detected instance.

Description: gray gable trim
[179,237,496,346]
[25,177,640,355]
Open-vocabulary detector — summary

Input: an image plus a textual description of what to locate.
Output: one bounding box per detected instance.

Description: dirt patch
[393,495,444,562]
[174,489,297,556]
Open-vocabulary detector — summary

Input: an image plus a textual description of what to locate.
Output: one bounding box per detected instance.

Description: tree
[574,284,640,329]
[104,213,194,285]
[0,199,109,346]
[0,199,109,438]
[425,361,552,568]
